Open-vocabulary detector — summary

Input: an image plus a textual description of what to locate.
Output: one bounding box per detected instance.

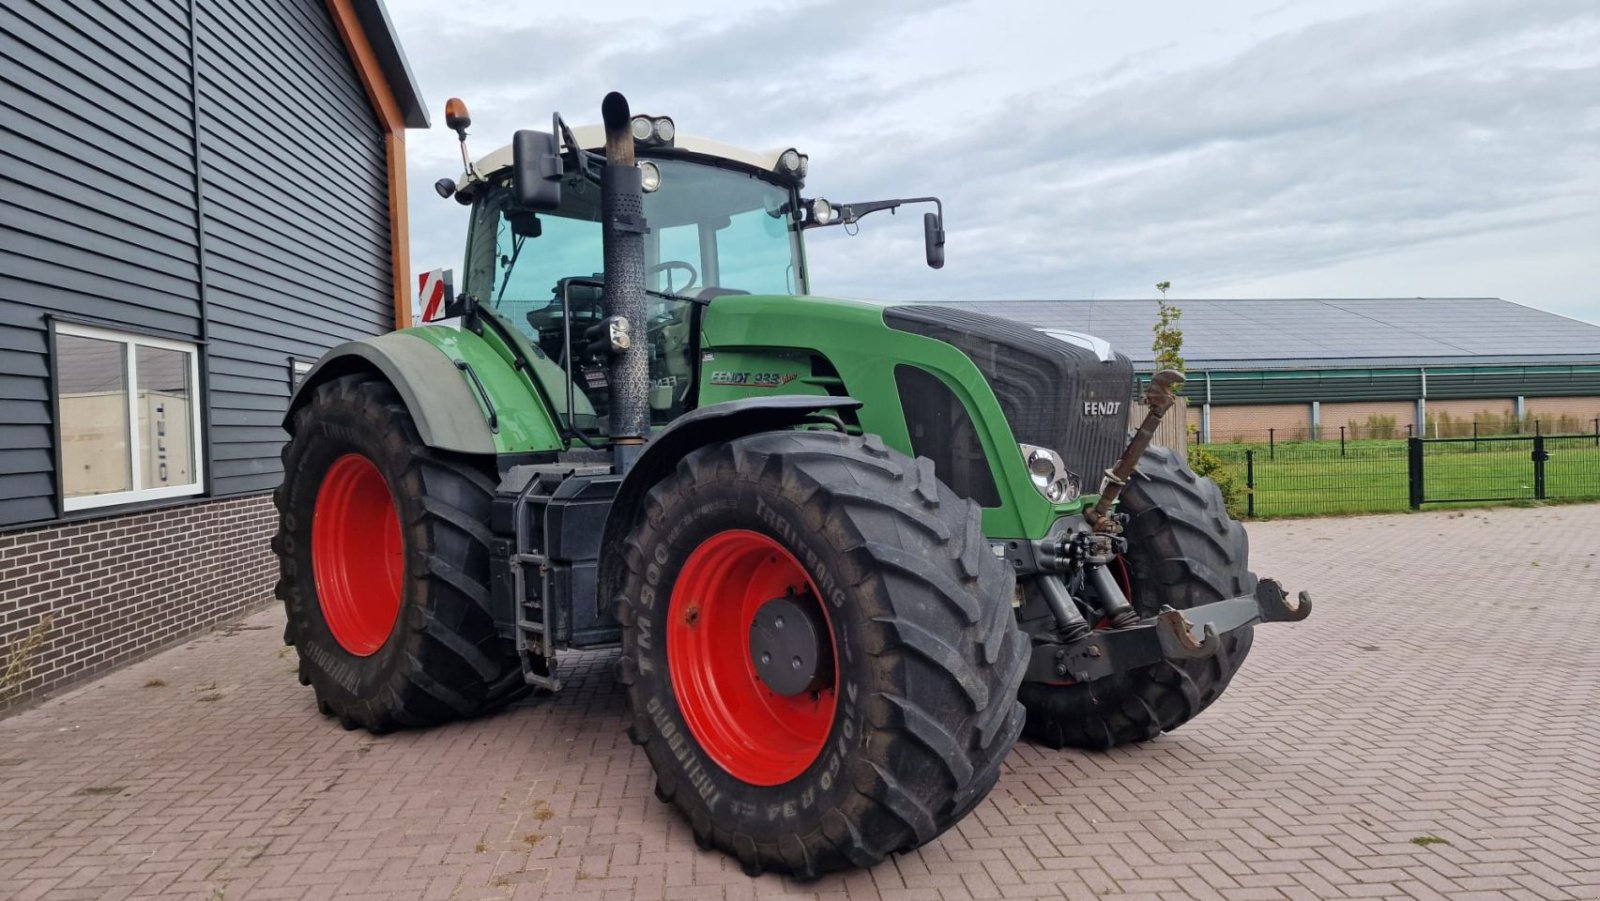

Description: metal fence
[1197,431,1600,519]
[1196,417,1600,450]
[1411,433,1600,508]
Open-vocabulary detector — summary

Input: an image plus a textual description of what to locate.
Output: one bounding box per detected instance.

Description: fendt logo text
[1083,400,1123,417]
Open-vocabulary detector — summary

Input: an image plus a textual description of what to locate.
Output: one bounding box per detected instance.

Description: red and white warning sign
[418,268,453,323]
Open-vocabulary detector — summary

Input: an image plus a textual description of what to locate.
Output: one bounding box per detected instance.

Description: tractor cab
[432,105,945,441]
[446,122,817,433]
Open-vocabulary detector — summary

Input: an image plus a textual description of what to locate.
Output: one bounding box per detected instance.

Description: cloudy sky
[384,0,1600,324]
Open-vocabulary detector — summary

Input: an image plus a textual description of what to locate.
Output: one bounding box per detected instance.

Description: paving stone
[3,503,1599,898]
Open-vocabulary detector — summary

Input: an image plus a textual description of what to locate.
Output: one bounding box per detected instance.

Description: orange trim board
[324,0,413,330]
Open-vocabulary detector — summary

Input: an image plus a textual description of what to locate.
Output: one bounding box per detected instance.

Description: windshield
[462,157,805,432]
[466,157,806,304]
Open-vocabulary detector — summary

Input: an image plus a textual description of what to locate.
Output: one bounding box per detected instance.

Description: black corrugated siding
[1428,368,1600,400]
[196,0,391,496]
[0,0,203,527]
[1205,371,1424,405]
[0,0,392,526]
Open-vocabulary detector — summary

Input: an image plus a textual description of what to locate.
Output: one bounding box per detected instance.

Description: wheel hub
[748,593,832,697]
[666,529,838,786]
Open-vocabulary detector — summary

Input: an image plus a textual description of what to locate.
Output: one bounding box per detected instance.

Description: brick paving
[3,503,1599,900]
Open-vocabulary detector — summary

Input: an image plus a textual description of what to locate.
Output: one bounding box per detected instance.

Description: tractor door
[463,182,702,441]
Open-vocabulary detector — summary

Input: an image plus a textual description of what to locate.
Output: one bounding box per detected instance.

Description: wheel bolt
[791,656,802,669]
[774,616,784,630]
[760,652,771,665]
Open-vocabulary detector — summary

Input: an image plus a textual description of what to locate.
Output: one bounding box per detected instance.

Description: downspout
[1418,367,1428,438]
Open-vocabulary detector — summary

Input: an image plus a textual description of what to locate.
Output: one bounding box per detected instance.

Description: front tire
[1019,444,1256,750]
[273,373,528,732]
[616,431,1027,878]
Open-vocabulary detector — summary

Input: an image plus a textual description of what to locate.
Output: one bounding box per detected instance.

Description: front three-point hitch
[1025,576,1312,684]
[1025,366,1312,685]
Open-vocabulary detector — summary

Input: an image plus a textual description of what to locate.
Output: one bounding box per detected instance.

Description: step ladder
[508,474,561,691]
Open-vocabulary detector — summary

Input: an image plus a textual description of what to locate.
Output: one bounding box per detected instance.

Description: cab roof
[458,124,800,192]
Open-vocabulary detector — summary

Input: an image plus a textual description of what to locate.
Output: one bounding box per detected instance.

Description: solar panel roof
[923,298,1600,371]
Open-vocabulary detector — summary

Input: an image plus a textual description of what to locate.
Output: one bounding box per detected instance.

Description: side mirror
[512,129,562,212]
[923,212,945,270]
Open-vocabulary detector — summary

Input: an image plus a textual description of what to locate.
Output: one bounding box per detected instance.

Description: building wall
[0,0,393,529]
[0,1,205,527]
[1426,398,1515,418]
[1207,403,1311,442]
[0,494,276,714]
[196,0,393,497]
[1196,393,1600,444]
[1523,396,1600,433]
[1314,400,1417,440]
[0,0,401,713]
[1423,398,1515,438]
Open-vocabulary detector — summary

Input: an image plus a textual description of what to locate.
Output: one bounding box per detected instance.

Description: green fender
[287,327,565,456]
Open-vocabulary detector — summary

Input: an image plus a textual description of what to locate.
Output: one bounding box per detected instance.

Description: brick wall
[1318,401,1417,440]
[1523,396,1600,433]
[0,493,277,714]
[1424,398,1515,438]
[1208,404,1312,442]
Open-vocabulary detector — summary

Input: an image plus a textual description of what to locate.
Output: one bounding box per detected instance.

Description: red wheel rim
[312,453,404,656]
[667,529,837,786]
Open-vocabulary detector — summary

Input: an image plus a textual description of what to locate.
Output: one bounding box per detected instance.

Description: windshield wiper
[496,234,526,304]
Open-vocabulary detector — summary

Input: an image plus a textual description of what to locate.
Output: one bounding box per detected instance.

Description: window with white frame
[53,322,204,511]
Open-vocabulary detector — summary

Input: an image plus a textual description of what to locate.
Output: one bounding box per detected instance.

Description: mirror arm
[804,196,943,230]
[553,112,604,186]
[834,196,942,226]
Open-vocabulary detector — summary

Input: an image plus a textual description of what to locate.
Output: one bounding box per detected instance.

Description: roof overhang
[349,1,428,128]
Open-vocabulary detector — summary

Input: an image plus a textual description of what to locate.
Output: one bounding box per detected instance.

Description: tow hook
[1153,607,1221,658]
[1254,578,1313,622]
[1154,579,1312,659]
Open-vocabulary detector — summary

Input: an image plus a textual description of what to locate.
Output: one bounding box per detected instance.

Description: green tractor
[275,92,1309,878]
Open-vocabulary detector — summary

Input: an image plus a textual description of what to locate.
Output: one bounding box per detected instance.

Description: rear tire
[273,373,529,733]
[616,431,1027,879]
[1019,444,1256,750]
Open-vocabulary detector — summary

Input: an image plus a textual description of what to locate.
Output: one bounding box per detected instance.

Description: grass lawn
[1200,435,1600,518]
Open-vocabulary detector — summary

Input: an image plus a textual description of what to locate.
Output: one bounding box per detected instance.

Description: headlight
[809,198,835,225]
[1019,444,1080,504]
[638,160,661,193]
[632,115,675,147]
[777,148,802,174]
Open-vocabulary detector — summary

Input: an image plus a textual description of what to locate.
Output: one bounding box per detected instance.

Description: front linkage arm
[1026,579,1313,684]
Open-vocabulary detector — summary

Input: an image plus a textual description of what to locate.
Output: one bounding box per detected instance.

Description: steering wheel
[648,260,698,295]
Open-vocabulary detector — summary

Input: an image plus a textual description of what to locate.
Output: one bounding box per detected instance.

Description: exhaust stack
[600,92,650,458]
